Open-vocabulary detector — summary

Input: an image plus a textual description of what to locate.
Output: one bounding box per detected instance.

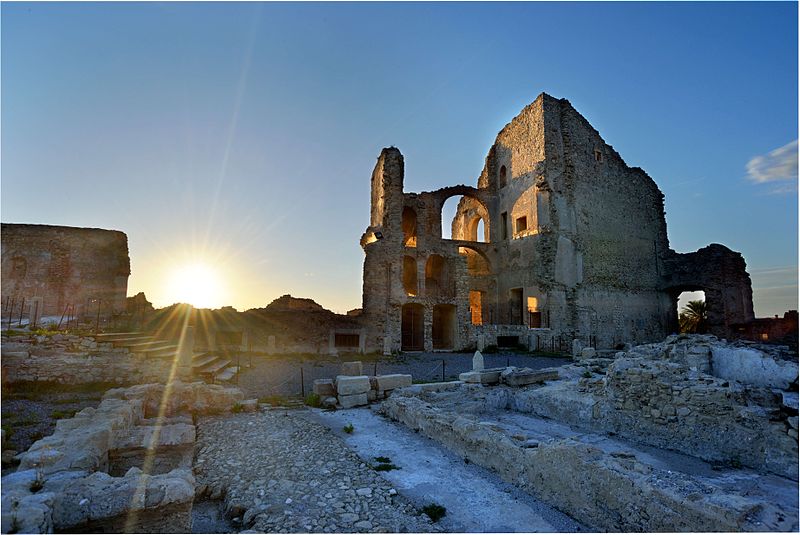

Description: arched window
[442,195,490,242]
[425,255,452,298]
[402,207,417,247]
[402,256,418,296]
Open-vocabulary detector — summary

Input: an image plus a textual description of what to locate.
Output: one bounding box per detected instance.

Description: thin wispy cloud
[746,140,798,193]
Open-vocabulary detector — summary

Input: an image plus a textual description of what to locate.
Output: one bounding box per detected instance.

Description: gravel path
[234,352,570,400]
[193,409,443,533]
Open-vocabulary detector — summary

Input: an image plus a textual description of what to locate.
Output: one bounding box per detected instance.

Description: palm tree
[679,300,707,333]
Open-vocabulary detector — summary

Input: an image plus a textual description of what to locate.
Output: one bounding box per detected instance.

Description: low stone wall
[1,333,173,385]
[380,386,798,532]
[1,381,243,533]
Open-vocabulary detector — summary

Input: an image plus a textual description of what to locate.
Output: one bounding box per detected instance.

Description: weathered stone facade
[360,94,754,352]
[1,224,130,320]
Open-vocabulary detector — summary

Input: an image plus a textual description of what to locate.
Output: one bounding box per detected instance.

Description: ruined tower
[360,93,754,353]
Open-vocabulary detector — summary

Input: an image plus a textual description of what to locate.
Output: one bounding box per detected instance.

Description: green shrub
[374,463,399,471]
[373,456,399,471]
[581,370,592,378]
[343,423,354,434]
[421,503,446,522]
[304,392,321,408]
[231,403,244,413]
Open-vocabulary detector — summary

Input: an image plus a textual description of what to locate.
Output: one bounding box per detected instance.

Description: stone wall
[1,333,172,385]
[1,223,130,319]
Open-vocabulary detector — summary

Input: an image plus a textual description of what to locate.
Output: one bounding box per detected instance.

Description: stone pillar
[328,331,338,356]
[383,332,392,356]
[473,350,484,371]
[572,338,583,359]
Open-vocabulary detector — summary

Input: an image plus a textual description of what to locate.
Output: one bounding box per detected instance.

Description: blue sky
[2,2,797,316]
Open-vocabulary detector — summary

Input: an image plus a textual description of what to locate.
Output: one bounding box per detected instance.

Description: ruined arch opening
[401,303,424,351]
[402,256,418,296]
[432,304,456,350]
[677,290,706,334]
[458,247,492,276]
[402,207,417,247]
[425,254,453,298]
[441,195,490,242]
[499,165,507,188]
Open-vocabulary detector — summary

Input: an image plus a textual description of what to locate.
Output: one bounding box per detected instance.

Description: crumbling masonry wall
[1,224,130,319]
[359,94,754,352]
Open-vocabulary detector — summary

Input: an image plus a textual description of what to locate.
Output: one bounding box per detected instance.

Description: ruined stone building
[1,224,130,321]
[359,93,754,352]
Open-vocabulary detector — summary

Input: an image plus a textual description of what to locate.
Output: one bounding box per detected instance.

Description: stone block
[313,379,335,397]
[375,374,412,391]
[500,367,559,387]
[338,393,368,409]
[340,361,363,376]
[580,347,596,359]
[367,389,377,402]
[458,369,501,385]
[321,397,337,409]
[336,375,370,395]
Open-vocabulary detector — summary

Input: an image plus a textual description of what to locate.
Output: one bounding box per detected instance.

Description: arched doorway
[432,304,456,350]
[401,303,424,351]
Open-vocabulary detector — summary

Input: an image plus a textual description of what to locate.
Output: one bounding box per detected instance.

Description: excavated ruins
[2,381,243,533]
[380,335,799,531]
[1,93,798,533]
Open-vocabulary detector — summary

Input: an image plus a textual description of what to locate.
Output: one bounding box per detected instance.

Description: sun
[166,262,224,309]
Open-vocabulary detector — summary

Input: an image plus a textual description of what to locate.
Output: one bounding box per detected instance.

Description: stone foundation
[380,385,798,532]
[2,381,243,533]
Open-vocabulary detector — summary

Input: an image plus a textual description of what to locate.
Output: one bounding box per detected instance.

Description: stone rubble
[194,410,442,533]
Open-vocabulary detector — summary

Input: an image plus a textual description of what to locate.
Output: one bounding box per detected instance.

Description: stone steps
[191,353,219,369]
[110,336,154,347]
[196,358,231,376]
[215,366,239,382]
[94,332,146,341]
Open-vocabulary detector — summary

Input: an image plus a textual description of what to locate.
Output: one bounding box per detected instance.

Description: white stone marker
[473,350,484,371]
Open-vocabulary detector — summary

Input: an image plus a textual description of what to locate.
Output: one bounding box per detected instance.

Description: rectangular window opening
[515,216,528,234]
[335,333,361,348]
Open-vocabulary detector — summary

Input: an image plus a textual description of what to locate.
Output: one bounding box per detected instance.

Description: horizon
[2,2,797,317]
